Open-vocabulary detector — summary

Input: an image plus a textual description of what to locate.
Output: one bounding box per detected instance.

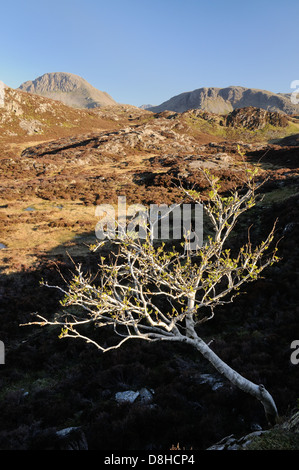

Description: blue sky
[1,0,299,106]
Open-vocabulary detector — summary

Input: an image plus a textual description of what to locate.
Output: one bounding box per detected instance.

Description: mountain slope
[148,86,299,115]
[0,85,142,143]
[18,72,117,109]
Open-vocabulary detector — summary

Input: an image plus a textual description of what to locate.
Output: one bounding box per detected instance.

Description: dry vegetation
[0,90,299,449]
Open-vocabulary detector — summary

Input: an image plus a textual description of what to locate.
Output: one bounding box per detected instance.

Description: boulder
[115,387,154,405]
[115,390,140,404]
[225,107,289,130]
[55,426,88,450]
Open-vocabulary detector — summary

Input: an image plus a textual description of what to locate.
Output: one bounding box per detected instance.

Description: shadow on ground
[0,189,299,450]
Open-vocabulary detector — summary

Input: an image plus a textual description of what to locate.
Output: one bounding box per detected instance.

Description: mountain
[139,104,155,110]
[148,86,299,115]
[18,72,117,109]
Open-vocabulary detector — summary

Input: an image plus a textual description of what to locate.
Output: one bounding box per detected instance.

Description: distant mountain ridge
[139,104,155,110]
[148,86,299,115]
[18,72,117,109]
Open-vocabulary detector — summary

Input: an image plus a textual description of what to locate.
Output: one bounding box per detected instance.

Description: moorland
[0,84,299,450]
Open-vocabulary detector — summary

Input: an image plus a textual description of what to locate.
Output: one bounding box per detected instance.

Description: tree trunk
[186,295,197,339]
[187,335,278,425]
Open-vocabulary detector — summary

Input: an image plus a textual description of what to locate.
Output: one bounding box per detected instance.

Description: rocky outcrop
[225,107,289,130]
[115,388,154,405]
[207,411,299,450]
[206,430,266,450]
[19,119,44,135]
[183,107,290,130]
[19,121,200,160]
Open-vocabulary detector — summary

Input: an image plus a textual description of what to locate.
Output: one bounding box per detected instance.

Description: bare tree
[25,169,280,425]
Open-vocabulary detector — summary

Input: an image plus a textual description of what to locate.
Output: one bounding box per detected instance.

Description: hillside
[148,86,299,115]
[0,99,299,450]
[18,72,117,109]
[0,85,150,145]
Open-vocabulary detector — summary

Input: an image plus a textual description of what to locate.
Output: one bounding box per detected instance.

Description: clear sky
[1,0,299,107]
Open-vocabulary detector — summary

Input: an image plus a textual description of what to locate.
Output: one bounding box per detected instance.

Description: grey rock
[115,390,140,404]
[115,387,155,405]
[19,119,43,135]
[196,373,225,391]
[138,387,154,404]
[56,426,88,450]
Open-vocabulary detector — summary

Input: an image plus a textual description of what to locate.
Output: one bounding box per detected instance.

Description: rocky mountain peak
[148,86,299,115]
[18,72,117,109]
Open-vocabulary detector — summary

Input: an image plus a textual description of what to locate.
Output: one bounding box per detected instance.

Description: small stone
[56,427,88,450]
[138,387,154,404]
[115,390,140,404]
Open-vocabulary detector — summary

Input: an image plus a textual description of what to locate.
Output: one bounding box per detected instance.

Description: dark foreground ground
[0,174,299,451]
